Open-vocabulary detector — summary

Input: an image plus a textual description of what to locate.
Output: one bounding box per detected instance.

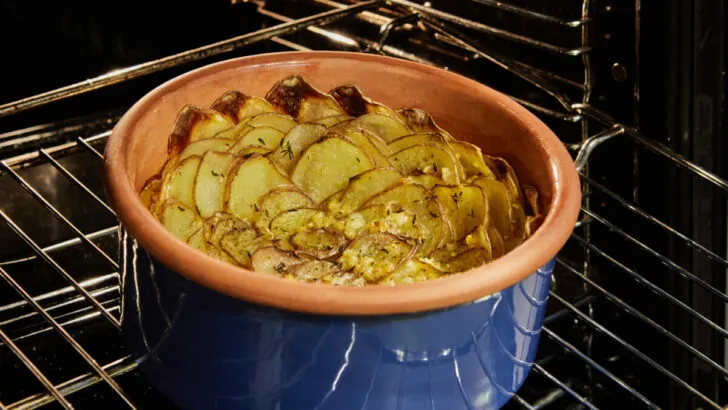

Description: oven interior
[0,0,726,409]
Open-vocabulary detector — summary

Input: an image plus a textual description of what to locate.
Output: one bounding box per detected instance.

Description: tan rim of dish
[104,51,581,316]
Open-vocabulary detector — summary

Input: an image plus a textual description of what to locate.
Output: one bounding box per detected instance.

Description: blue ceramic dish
[105,52,580,410]
[122,236,553,410]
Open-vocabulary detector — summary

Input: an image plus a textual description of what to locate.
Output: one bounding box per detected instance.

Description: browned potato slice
[225,156,292,221]
[349,113,411,143]
[195,151,238,218]
[329,84,396,117]
[266,75,344,122]
[210,91,278,122]
[389,143,462,185]
[229,126,285,152]
[339,233,414,282]
[161,200,202,241]
[271,123,328,172]
[310,115,352,127]
[179,138,234,160]
[291,229,347,259]
[365,183,447,255]
[432,185,488,242]
[243,113,298,134]
[396,108,452,139]
[255,188,313,231]
[160,156,201,209]
[403,173,445,190]
[332,128,391,167]
[251,246,307,275]
[338,168,402,213]
[211,121,254,140]
[168,106,236,155]
[471,176,511,237]
[290,260,365,286]
[449,141,496,178]
[381,259,444,285]
[270,208,321,239]
[387,133,448,154]
[202,213,249,248]
[140,176,162,210]
[291,136,374,203]
[439,248,488,273]
[219,228,261,268]
[484,155,524,208]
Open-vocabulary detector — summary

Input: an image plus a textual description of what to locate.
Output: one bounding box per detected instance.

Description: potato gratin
[140,75,543,286]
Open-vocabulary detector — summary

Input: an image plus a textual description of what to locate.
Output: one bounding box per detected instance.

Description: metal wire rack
[0,0,726,409]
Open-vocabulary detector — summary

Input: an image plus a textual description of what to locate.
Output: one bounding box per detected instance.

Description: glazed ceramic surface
[122,234,553,410]
[105,52,580,410]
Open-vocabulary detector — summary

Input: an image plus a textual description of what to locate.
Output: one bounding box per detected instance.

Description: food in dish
[140,75,542,286]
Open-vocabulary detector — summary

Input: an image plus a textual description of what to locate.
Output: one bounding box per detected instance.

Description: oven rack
[0,1,725,409]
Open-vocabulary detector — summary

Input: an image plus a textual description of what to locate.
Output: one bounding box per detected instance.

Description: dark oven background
[0,1,726,409]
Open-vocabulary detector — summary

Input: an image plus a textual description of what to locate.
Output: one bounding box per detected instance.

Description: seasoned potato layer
[141,75,543,286]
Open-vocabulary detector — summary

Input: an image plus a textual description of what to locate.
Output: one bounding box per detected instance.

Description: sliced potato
[211,121,254,140]
[168,106,236,155]
[225,156,292,221]
[244,113,298,134]
[269,208,321,239]
[339,233,414,282]
[271,123,328,172]
[291,136,374,203]
[387,133,448,154]
[332,128,391,167]
[310,115,351,127]
[219,228,261,268]
[440,248,488,273]
[320,189,345,213]
[471,176,511,237]
[526,215,544,237]
[210,91,278,122]
[484,155,524,208]
[397,108,451,138]
[179,138,234,160]
[389,143,462,185]
[161,200,202,241]
[432,185,488,242]
[338,168,402,213]
[230,126,285,152]
[187,227,207,252]
[365,183,447,255]
[266,75,344,122]
[160,156,201,209]
[255,188,314,230]
[251,246,307,275]
[381,259,444,285]
[231,145,271,158]
[449,141,496,178]
[140,176,162,210]
[403,173,445,190]
[505,203,527,252]
[329,84,396,117]
[202,213,249,248]
[349,113,410,143]
[488,226,506,259]
[291,229,347,259]
[195,151,238,218]
[343,205,386,239]
[291,260,364,285]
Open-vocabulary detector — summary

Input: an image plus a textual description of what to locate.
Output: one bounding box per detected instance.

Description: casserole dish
[104,51,581,410]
